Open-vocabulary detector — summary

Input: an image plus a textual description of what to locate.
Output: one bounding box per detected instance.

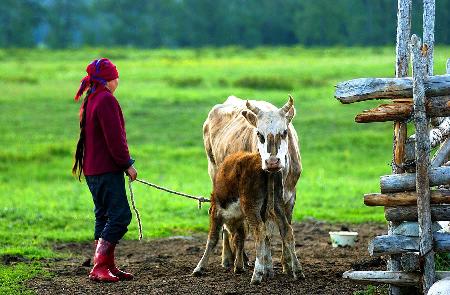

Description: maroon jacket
[83,86,134,176]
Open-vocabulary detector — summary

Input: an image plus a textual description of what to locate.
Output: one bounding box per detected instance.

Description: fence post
[411,34,435,294]
[423,0,435,76]
[390,1,412,294]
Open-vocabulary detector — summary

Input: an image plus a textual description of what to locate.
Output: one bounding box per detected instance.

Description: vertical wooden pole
[423,0,435,75]
[411,34,435,294]
[447,58,450,74]
[392,0,412,175]
[390,1,412,294]
[422,3,436,293]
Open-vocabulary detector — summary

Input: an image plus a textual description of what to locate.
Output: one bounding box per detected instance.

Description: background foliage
[1,0,450,48]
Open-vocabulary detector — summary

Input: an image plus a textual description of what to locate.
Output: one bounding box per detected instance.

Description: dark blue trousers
[85,171,132,244]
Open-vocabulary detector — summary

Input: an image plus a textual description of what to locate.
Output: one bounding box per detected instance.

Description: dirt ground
[27,220,387,295]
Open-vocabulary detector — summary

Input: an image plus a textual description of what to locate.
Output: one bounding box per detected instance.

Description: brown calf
[193,151,303,284]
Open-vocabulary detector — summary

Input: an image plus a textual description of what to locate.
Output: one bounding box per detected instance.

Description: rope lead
[127,177,210,240]
[128,178,143,241]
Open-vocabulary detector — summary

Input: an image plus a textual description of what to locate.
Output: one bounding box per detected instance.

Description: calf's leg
[193,211,223,276]
[232,223,246,273]
[221,229,234,268]
[247,220,266,285]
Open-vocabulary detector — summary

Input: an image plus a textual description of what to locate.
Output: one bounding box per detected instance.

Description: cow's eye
[256,131,265,144]
[282,129,288,138]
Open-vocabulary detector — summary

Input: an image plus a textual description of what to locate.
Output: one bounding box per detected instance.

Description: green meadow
[0,47,449,292]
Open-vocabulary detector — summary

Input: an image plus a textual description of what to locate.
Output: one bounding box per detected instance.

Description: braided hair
[72,83,94,181]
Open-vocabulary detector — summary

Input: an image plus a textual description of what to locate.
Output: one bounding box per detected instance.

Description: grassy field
[0,46,449,292]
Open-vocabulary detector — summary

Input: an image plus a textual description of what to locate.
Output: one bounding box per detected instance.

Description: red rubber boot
[109,243,134,280]
[89,239,119,282]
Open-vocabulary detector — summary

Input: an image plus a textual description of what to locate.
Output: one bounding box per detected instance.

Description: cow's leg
[283,194,304,278]
[221,229,234,268]
[284,192,295,224]
[284,223,304,279]
[263,235,274,278]
[193,212,223,276]
[243,251,250,267]
[232,223,246,274]
[275,214,293,276]
[275,210,304,280]
[277,195,295,273]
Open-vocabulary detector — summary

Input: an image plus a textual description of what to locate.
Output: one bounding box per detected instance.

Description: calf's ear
[241,110,257,127]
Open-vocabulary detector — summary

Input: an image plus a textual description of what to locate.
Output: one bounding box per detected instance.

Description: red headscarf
[74,58,119,101]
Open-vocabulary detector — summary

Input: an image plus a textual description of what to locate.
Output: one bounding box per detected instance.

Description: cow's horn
[280,95,294,114]
[246,100,261,115]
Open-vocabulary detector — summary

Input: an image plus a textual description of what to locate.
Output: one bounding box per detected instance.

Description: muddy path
[28,220,387,294]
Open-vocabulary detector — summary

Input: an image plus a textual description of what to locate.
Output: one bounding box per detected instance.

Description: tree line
[1,0,449,48]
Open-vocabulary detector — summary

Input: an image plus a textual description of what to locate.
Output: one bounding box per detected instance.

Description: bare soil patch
[27,220,387,294]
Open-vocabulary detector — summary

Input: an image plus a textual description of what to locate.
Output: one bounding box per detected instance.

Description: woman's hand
[126,165,138,181]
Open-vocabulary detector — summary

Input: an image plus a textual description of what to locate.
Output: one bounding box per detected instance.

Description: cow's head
[241,95,296,172]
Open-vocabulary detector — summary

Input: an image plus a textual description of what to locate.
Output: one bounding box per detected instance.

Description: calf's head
[242,95,296,172]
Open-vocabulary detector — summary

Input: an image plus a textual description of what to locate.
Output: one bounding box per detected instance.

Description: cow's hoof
[221,259,233,269]
[265,269,274,278]
[296,270,305,280]
[250,278,262,285]
[192,267,205,277]
[250,272,264,285]
[234,266,246,274]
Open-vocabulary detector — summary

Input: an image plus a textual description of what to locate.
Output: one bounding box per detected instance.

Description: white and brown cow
[199,95,302,278]
[193,151,301,284]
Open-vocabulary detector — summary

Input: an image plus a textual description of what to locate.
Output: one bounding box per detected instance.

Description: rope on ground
[135,178,210,209]
[128,178,143,241]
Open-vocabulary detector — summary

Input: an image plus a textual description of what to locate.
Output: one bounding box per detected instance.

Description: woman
[72,58,137,282]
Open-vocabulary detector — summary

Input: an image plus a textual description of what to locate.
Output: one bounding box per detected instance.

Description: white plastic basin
[329,231,358,248]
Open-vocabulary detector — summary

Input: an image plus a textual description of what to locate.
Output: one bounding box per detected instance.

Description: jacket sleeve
[97,93,134,169]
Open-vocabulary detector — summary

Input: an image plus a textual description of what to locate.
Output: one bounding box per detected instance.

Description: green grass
[0,46,449,291]
[0,262,50,294]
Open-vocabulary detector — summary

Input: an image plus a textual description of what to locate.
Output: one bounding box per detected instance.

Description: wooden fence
[335,0,450,293]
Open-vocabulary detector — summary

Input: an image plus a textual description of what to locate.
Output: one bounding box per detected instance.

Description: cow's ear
[242,110,257,127]
[285,106,296,123]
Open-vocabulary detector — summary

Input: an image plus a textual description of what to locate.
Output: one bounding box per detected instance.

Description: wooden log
[364,190,450,206]
[423,0,435,76]
[405,118,450,163]
[343,271,450,286]
[411,33,435,293]
[380,166,450,193]
[355,96,450,123]
[391,3,413,293]
[368,235,418,256]
[393,122,408,174]
[335,74,450,104]
[401,253,420,272]
[368,233,450,256]
[385,205,450,222]
[431,138,450,168]
[393,221,442,236]
[343,270,420,286]
[356,102,412,123]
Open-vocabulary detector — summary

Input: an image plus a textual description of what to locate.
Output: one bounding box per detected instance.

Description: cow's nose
[265,157,281,171]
